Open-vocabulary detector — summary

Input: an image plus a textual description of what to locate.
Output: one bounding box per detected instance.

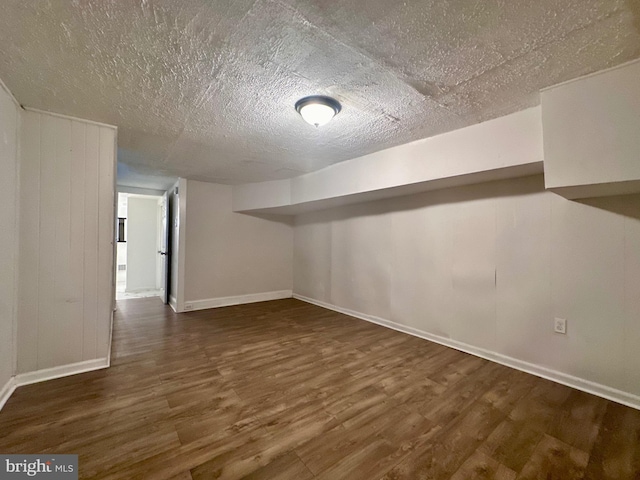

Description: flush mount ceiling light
[295,95,341,127]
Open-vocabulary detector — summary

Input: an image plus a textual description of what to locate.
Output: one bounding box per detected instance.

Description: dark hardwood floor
[1,297,639,479]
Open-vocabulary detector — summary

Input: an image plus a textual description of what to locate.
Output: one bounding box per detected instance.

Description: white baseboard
[186,290,292,312]
[169,295,178,312]
[293,293,640,411]
[0,377,16,411]
[14,358,110,387]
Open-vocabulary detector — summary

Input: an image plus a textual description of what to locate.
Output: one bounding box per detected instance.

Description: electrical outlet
[554,317,567,334]
[184,303,193,311]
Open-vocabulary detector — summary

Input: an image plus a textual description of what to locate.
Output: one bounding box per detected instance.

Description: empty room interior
[1,1,640,479]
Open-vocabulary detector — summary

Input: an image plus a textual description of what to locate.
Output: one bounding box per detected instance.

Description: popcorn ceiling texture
[0,0,638,187]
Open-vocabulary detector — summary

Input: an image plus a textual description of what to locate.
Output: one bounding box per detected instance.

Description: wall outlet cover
[554,317,567,334]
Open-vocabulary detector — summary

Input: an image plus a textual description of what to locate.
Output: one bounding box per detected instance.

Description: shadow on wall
[578,193,640,221]
[294,175,640,227]
[240,212,295,226]
[295,174,547,226]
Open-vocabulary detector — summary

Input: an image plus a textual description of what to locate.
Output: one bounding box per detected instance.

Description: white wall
[126,195,159,292]
[17,109,116,373]
[542,59,640,198]
[233,179,292,212]
[291,107,542,204]
[0,79,19,405]
[183,180,293,310]
[233,107,543,213]
[294,175,640,406]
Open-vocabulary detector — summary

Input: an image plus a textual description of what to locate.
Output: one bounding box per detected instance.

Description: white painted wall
[17,109,116,373]
[126,195,160,292]
[542,59,640,198]
[292,107,543,204]
[183,180,293,309]
[0,79,19,404]
[233,107,543,213]
[233,179,291,212]
[294,176,640,406]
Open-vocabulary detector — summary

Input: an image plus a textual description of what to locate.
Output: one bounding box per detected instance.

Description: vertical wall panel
[575,194,640,395]
[495,181,553,366]
[293,211,332,302]
[96,127,115,359]
[450,198,497,351]
[390,197,453,338]
[37,115,59,369]
[624,209,640,393]
[18,110,115,373]
[70,121,86,361]
[17,112,40,373]
[83,125,100,360]
[551,195,626,390]
[0,82,19,389]
[53,117,81,367]
[330,204,393,319]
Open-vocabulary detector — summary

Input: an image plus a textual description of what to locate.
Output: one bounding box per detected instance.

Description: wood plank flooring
[1,297,639,479]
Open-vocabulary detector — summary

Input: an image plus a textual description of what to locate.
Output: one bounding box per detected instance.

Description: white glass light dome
[295,96,341,127]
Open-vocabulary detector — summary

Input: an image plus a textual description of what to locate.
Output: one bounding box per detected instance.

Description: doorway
[115,192,168,301]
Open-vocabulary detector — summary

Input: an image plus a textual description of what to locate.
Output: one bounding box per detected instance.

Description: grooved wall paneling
[0,82,19,392]
[17,110,116,373]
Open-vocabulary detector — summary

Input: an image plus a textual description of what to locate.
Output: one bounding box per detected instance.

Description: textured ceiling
[0,0,639,188]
